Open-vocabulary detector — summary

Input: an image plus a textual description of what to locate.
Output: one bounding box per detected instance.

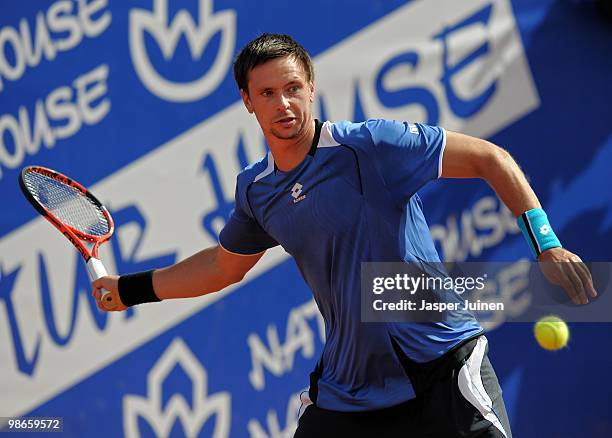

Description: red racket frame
[19,165,116,308]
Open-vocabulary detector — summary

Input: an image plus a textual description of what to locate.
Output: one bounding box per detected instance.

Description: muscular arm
[154,245,264,299]
[441,131,540,216]
[440,130,596,304]
[92,244,264,310]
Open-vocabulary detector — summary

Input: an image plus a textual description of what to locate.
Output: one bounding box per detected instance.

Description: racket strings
[23,171,110,237]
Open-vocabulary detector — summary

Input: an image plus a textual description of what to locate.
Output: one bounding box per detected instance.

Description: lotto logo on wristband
[517,208,562,257]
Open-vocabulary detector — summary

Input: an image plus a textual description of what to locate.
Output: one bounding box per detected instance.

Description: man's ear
[240,89,254,114]
[309,81,315,103]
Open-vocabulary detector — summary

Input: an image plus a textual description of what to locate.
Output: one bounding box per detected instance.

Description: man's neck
[267,118,316,172]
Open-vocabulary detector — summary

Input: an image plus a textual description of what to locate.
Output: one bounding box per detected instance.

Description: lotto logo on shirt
[291,183,306,203]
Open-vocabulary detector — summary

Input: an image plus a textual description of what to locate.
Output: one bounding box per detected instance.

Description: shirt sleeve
[364,119,446,200]
[219,181,279,255]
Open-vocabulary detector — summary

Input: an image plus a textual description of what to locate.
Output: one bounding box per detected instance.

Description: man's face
[240,56,314,141]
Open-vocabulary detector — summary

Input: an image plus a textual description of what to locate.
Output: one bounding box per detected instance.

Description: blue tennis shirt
[219,119,482,411]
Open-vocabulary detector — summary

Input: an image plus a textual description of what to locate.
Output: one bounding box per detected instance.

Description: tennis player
[93,34,596,437]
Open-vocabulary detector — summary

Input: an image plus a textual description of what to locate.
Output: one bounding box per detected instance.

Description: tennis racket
[19,166,118,310]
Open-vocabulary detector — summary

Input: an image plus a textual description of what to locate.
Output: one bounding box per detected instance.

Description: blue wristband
[517,208,562,258]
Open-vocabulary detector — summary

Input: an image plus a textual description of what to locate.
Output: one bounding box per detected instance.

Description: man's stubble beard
[270,116,307,140]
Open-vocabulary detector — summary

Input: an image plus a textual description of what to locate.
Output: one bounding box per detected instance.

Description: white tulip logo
[129,0,236,102]
[123,338,231,438]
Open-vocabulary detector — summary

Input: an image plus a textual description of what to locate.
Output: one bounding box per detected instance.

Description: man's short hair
[233,33,314,93]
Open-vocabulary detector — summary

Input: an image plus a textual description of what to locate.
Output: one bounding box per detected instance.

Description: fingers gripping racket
[19,166,118,310]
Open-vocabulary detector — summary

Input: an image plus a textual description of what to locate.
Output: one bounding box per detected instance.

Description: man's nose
[276,93,290,110]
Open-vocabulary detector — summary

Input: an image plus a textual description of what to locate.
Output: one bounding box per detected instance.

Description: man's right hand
[92,275,128,312]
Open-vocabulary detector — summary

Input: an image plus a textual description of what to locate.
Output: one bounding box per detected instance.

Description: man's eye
[290,86,300,93]
[262,90,273,97]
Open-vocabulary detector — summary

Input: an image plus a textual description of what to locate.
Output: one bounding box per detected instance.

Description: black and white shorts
[295,335,512,438]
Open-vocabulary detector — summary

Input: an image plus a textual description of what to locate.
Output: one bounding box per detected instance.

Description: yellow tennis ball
[534,316,569,351]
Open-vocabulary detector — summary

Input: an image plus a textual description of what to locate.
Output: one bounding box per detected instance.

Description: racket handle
[86,258,117,310]
[100,289,115,310]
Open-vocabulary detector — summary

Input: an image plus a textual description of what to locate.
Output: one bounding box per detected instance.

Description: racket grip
[86,257,116,310]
